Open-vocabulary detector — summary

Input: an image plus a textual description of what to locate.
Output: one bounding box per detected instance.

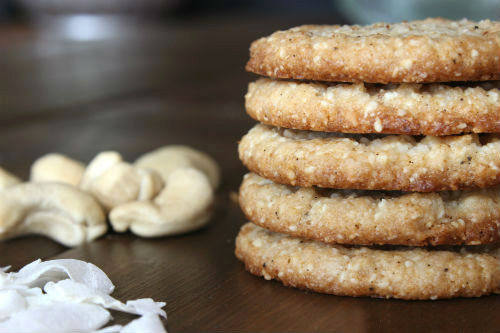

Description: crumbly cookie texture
[246,18,500,83]
[239,173,500,246]
[238,124,500,192]
[246,79,500,135]
[235,223,500,299]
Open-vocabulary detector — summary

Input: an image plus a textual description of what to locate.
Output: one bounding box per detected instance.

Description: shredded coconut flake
[0,259,167,333]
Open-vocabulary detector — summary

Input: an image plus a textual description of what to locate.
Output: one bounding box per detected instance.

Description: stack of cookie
[235,18,500,300]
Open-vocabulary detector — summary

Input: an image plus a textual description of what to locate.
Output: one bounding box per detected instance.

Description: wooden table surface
[0,14,498,333]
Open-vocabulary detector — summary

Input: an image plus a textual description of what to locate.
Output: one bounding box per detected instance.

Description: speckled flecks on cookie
[238,124,500,192]
[246,18,500,83]
[245,79,500,135]
[235,223,500,299]
[239,173,500,246]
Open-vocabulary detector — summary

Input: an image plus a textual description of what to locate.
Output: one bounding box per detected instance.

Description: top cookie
[246,18,500,83]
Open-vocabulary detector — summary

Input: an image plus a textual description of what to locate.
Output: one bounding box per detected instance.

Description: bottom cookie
[235,223,500,300]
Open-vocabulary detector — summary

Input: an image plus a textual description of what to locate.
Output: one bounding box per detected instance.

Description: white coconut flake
[44,279,166,318]
[0,302,111,333]
[94,325,124,333]
[0,290,27,320]
[121,313,166,333]
[14,259,114,294]
[125,299,167,318]
[0,259,167,333]
[94,313,166,333]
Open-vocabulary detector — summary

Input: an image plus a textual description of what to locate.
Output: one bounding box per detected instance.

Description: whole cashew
[0,182,107,247]
[134,145,220,189]
[109,168,214,237]
[30,153,85,186]
[0,167,21,190]
[80,152,164,210]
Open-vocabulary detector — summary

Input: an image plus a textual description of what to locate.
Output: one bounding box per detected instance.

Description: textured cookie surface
[246,19,500,83]
[235,223,500,299]
[240,173,500,246]
[246,79,500,135]
[238,124,500,191]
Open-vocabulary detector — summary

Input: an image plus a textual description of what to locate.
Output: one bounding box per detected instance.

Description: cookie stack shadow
[235,19,500,300]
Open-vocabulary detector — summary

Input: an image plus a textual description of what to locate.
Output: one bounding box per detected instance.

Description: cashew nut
[109,168,214,237]
[0,167,21,190]
[0,182,107,247]
[134,145,220,189]
[80,152,164,210]
[30,153,85,186]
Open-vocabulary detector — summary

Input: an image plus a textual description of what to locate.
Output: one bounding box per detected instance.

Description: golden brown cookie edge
[239,173,500,246]
[238,125,500,192]
[235,223,500,300]
[246,20,500,83]
[245,79,500,135]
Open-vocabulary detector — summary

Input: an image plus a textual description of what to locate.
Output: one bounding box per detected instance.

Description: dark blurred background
[1,0,499,32]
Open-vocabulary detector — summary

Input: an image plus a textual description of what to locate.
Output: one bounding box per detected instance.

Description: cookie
[235,223,500,299]
[239,173,500,246]
[238,124,500,192]
[246,19,500,83]
[246,79,500,135]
